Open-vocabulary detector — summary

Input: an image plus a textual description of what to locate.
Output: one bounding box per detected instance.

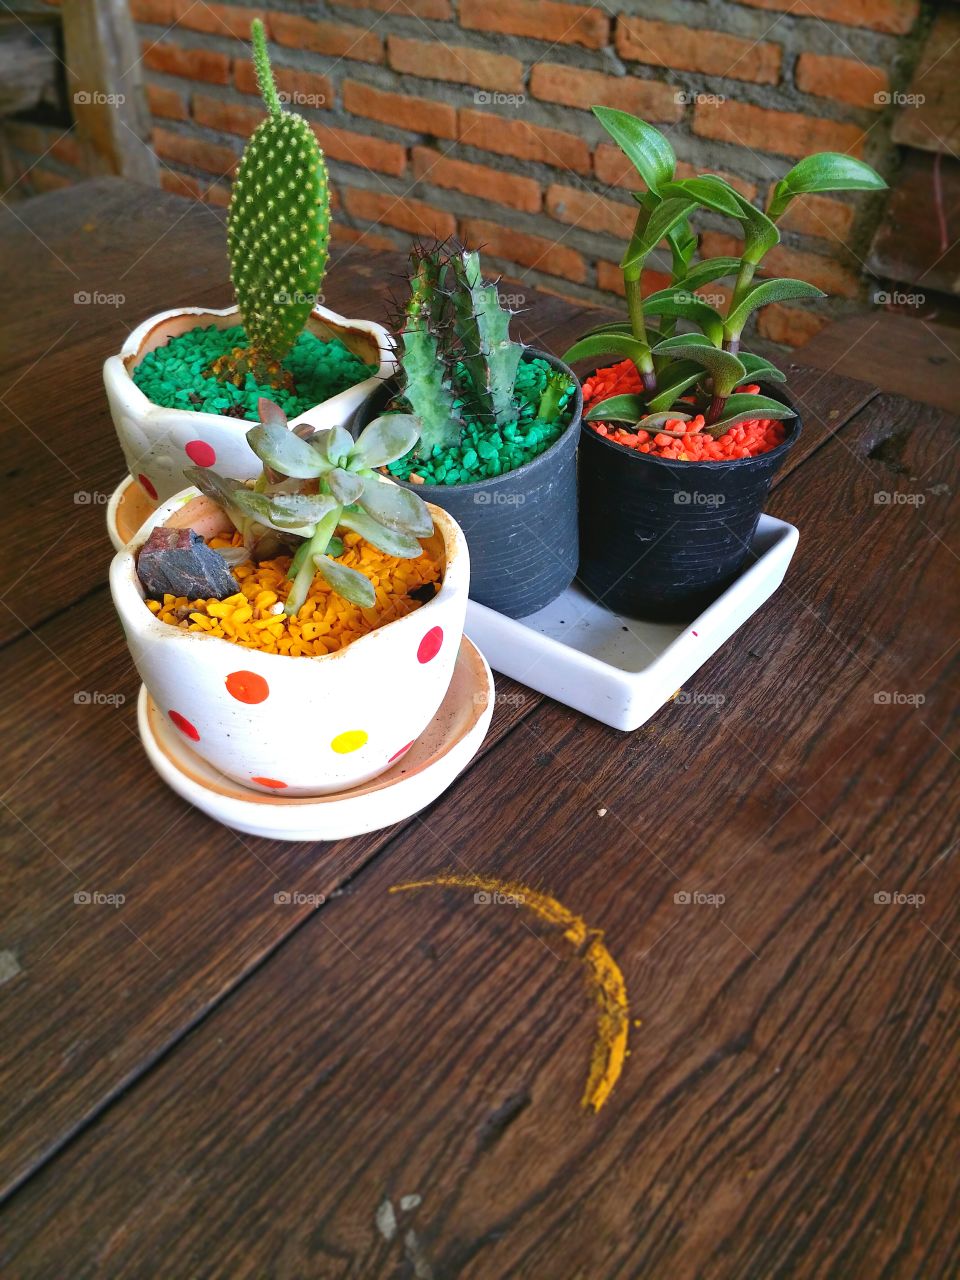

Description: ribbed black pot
[577,380,801,622]
[352,349,582,619]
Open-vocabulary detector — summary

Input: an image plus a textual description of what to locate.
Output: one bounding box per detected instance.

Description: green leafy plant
[391,241,572,454]
[211,19,331,390]
[564,108,886,437]
[188,398,433,613]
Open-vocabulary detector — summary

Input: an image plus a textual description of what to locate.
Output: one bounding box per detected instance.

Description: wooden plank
[0,586,542,1199]
[868,150,960,297]
[60,0,158,184]
[2,393,957,1275]
[0,14,63,117]
[892,10,960,156]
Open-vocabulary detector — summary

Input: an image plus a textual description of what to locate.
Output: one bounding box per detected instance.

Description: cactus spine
[399,248,461,451]
[213,19,331,388]
[450,249,523,428]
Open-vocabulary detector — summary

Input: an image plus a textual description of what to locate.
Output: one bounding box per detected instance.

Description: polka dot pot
[103,303,398,508]
[109,487,470,797]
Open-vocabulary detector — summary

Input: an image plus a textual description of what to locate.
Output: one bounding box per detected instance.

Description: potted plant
[110,399,469,796]
[352,241,582,619]
[103,19,395,510]
[563,108,886,621]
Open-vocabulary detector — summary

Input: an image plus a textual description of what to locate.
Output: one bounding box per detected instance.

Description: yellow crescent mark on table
[388,873,630,1112]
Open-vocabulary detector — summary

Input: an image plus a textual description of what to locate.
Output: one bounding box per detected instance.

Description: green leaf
[731,191,779,262]
[637,412,692,433]
[768,153,886,218]
[645,364,704,413]
[577,321,635,339]
[592,106,675,195]
[621,197,696,270]
[583,394,645,424]
[358,476,433,536]
[661,175,745,220]
[310,425,354,468]
[738,352,787,383]
[339,508,424,558]
[246,422,327,479]
[233,489,338,532]
[652,336,745,396]
[326,467,364,505]
[675,257,742,293]
[707,393,795,436]
[312,555,376,607]
[349,413,421,469]
[642,288,725,346]
[724,278,825,338]
[563,332,651,366]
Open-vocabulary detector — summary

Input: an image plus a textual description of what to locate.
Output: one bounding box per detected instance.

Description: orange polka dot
[225,670,269,704]
[252,776,287,789]
[168,710,199,740]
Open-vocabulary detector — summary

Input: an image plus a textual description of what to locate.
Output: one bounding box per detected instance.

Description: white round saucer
[136,637,495,840]
[107,474,158,551]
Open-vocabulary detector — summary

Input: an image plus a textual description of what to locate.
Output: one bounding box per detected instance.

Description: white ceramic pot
[110,487,470,797]
[103,303,397,506]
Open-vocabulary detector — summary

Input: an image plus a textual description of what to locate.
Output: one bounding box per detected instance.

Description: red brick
[461,0,609,50]
[388,36,523,94]
[458,109,590,174]
[159,167,202,199]
[413,146,541,213]
[133,2,267,38]
[6,122,86,168]
[193,95,260,138]
[153,127,237,177]
[771,189,856,242]
[311,123,407,176]
[202,182,232,208]
[545,184,636,239]
[734,0,918,36]
[270,14,382,64]
[594,143,758,200]
[146,83,188,121]
[141,42,230,85]
[344,187,456,239]
[459,216,586,283]
[597,261,671,296]
[699,230,860,297]
[757,302,829,346]
[329,0,451,17]
[332,224,400,253]
[693,99,866,159]
[530,63,683,122]
[234,60,331,109]
[795,53,888,110]
[343,81,456,139]
[616,17,781,85]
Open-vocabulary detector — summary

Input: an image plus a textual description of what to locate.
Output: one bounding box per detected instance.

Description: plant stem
[284,505,342,616]
[624,271,657,393]
[722,259,756,352]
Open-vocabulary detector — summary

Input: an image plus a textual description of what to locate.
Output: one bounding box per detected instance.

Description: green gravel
[132,323,376,420]
[387,356,575,486]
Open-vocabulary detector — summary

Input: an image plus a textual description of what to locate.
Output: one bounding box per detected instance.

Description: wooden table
[1,178,957,1279]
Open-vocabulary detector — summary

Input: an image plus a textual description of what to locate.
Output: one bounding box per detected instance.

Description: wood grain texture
[3,393,956,1277]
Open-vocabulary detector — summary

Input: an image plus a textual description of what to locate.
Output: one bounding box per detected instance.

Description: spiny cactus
[449,248,522,428]
[212,19,331,389]
[399,245,460,451]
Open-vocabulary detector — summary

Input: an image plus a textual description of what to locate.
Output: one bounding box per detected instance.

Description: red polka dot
[168,710,199,741]
[185,439,216,467]
[252,776,287,789]
[389,741,414,762]
[417,626,443,664]
[138,473,158,500]
[225,670,269,704]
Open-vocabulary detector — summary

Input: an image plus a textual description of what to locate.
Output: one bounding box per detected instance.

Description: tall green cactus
[214,19,331,388]
[450,249,523,427]
[400,249,460,450]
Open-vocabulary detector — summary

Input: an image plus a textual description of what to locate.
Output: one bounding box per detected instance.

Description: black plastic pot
[577,380,801,622]
[352,349,583,619]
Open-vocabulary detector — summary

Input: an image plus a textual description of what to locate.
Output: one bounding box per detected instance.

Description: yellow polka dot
[331,729,368,754]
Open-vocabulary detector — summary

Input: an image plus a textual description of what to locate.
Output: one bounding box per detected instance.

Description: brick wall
[5,0,929,346]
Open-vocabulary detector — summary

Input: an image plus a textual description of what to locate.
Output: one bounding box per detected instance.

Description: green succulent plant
[564,108,887,438]
[187,398,433,614]
[212,19,331,390]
